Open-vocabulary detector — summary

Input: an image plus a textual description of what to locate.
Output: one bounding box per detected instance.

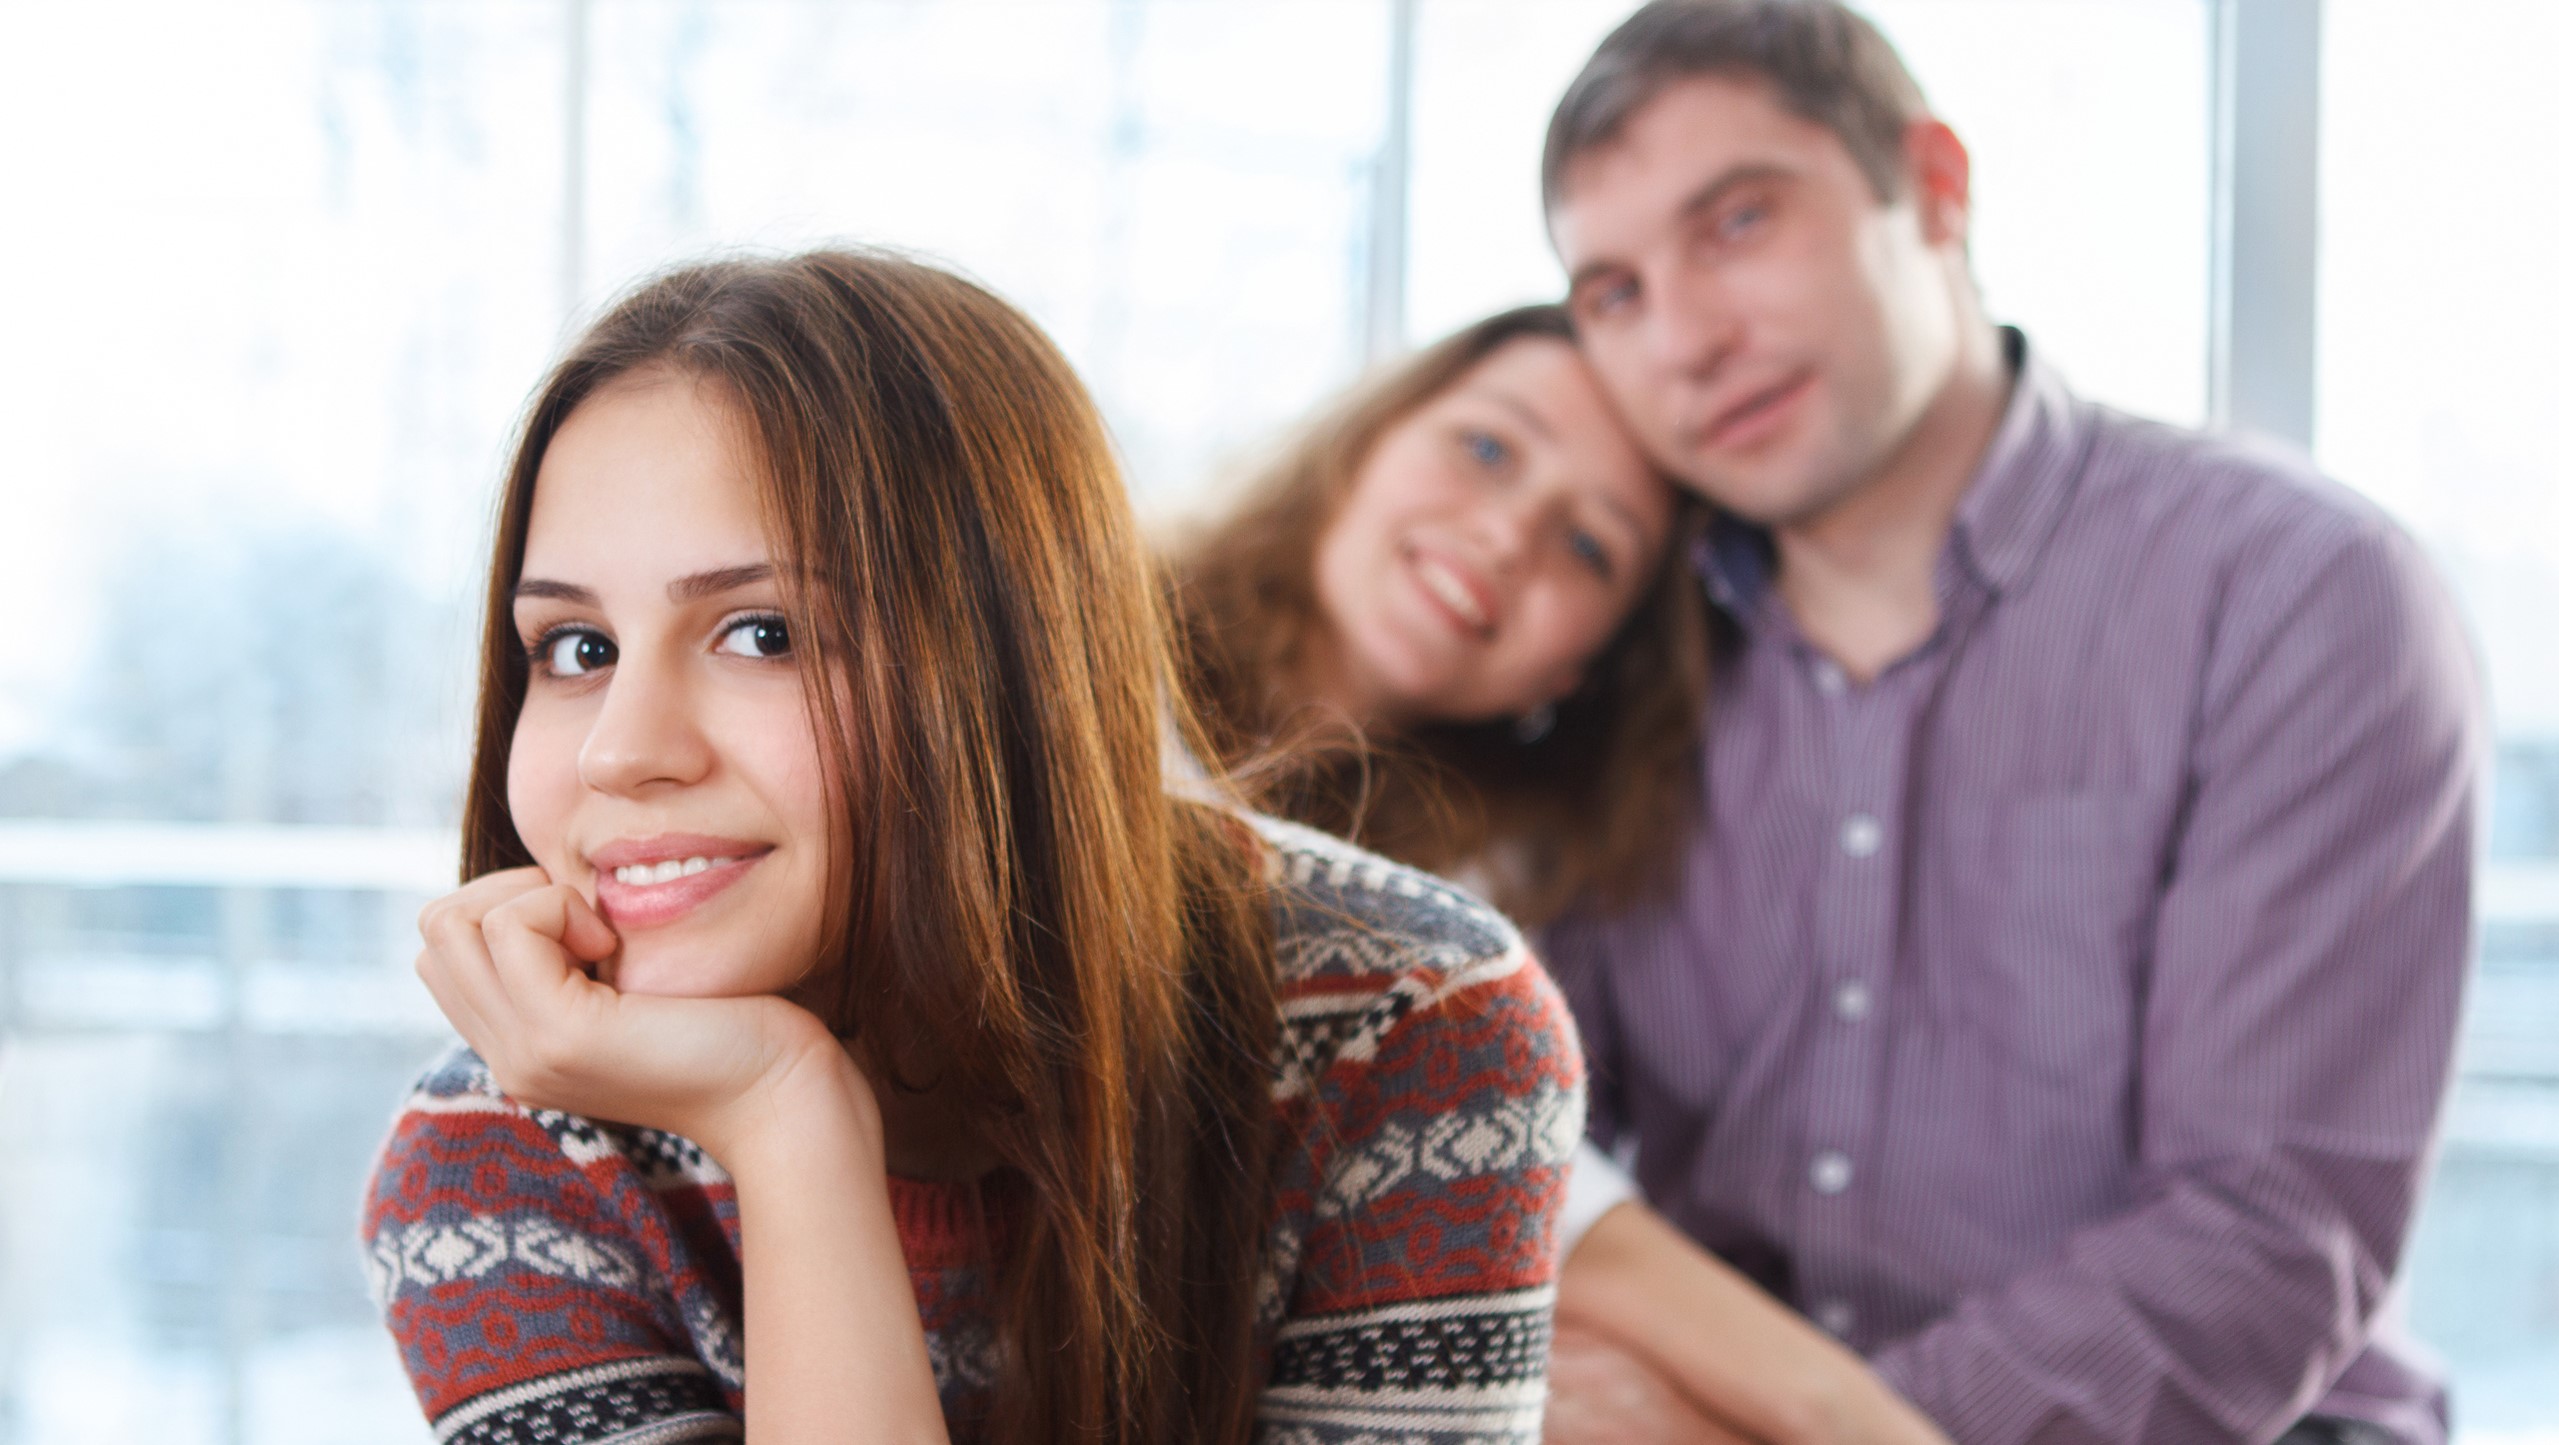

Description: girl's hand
[414,867,875,1164]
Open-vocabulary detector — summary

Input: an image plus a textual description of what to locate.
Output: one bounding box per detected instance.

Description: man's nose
[577,653,714,796]
[1644,265,1743,381]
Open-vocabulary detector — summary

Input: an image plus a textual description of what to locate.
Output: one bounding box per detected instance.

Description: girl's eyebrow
[669,563,773,603]
[511,564,773,608]
[514,578,596,606]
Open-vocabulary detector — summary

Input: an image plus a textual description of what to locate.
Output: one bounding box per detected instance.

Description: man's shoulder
[2068,404,2406,575]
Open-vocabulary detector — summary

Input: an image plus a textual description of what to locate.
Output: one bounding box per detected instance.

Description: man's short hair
[1543,0,1929,214]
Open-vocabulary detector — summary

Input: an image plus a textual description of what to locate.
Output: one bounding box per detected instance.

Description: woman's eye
[1566,530,1615,579]
[1462,429,1511,471]
[715,614,792,660]
[538,628,616,677]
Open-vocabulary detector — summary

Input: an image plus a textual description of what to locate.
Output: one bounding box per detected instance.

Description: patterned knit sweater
[361,816,1584,1444]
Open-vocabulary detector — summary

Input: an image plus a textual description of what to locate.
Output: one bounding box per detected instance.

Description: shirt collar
[1695,327,2085,622]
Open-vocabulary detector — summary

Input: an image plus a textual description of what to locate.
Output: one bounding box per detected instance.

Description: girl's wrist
[700,1024,885,1180]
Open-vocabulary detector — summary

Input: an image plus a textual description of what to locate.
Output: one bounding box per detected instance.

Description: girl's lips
[590,843,770,930]
[1404,547,1498,639]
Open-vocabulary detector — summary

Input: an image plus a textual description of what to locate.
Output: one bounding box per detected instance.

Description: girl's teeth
[1417,557,1486,627]
[614,856,728,886]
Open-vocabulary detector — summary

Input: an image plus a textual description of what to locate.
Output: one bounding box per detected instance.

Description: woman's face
[506,369,832,998]
[1312,335,1674,726]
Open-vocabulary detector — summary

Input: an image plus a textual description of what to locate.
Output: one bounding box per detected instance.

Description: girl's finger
[481,884,615,1021]
[420,885,537,1061]
[557,888,620,967]
[415,867,552,952]
[413,945,503,1061]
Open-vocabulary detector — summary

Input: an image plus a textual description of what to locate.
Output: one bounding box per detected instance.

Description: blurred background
[0,1,2552,1440]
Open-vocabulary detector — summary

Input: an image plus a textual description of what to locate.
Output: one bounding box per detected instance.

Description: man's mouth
[1699,369,1815,451]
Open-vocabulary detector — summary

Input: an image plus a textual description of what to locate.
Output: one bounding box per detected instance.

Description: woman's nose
[577,653,714,796]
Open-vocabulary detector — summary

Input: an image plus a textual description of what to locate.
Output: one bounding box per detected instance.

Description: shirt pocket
[1934,791,2158,1096]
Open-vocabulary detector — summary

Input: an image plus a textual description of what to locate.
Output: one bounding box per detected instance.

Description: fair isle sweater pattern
[361,815,1585,1445]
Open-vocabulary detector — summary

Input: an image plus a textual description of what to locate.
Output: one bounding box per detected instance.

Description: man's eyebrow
[513,578,597,606]
[1674,162,1792,224]
[1565,161,1795,293]
[669,563,775,603]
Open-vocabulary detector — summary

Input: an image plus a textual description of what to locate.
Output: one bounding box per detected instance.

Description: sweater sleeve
[359,1049,744,1444]
[1255,945,1586,1445]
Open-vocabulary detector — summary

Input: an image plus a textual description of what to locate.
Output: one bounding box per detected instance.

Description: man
[1533,4,2480,1443]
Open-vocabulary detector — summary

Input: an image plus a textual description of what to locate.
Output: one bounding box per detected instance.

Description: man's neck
[1772,323,2011,683]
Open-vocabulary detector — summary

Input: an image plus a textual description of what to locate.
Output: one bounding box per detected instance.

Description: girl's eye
[1462,429,1511,471]
[538,628,616,678]
[1566,529,1614,579]
[715,614,792,660]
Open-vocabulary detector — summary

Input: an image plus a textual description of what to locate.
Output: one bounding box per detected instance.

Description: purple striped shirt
[1543,332,2481,1445]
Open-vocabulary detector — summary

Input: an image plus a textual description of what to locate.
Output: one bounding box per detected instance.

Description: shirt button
[1832,980,1873,1022]
[1815,1299,1857,1336]
[1811,659,1847,697]
[1839,813,1884,858]
[1809,1150,1854,1195]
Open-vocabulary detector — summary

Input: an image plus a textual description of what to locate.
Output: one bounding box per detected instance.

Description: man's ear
[1902,117,1973,249]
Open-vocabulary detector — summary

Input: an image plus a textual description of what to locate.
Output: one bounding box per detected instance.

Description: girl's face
[506,369,832,997]
[1312,336,1674,726]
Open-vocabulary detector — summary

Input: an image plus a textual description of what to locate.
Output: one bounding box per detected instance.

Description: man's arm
[1868,519,2480,1443]
[1557,1203,1952,1445]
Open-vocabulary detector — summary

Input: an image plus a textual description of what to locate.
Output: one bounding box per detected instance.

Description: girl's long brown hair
[1170,305,1709,927]
[461,251,1279,1444]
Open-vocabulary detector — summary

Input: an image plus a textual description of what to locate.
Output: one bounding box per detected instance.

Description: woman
[1170,304,1709,928]
[359,251,1582,1445]
[1172,316,1952,1445]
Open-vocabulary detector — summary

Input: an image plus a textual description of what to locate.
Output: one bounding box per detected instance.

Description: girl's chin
[604,943,794,1000]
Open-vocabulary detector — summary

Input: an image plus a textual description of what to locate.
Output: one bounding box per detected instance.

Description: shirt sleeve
[1870,519,2480,1444]
[361,1069,744,1444]
[1557,1140,1642,1258]
[1256,947,1587,1444]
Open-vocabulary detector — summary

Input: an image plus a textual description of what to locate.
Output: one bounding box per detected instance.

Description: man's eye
[1583,277,1638,318]
[1719,202,1767,241]
[537,628,616,677]
[715,614,792,660]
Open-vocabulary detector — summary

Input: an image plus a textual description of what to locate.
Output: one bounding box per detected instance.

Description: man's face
[1551,75,1966,528]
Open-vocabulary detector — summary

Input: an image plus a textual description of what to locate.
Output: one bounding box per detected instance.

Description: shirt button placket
[1800,657,1907,1358]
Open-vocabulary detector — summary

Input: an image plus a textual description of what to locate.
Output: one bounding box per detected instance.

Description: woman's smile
[1403,543,1499,638]
[588,832,774,930]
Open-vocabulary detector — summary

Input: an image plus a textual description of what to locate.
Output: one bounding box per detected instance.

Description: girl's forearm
[1557,1204,1949,1445]
[717,1049,950,1445]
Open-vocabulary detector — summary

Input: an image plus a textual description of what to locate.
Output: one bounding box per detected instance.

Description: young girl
[360,252,1582,1445]
[1169,305,1710,928]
